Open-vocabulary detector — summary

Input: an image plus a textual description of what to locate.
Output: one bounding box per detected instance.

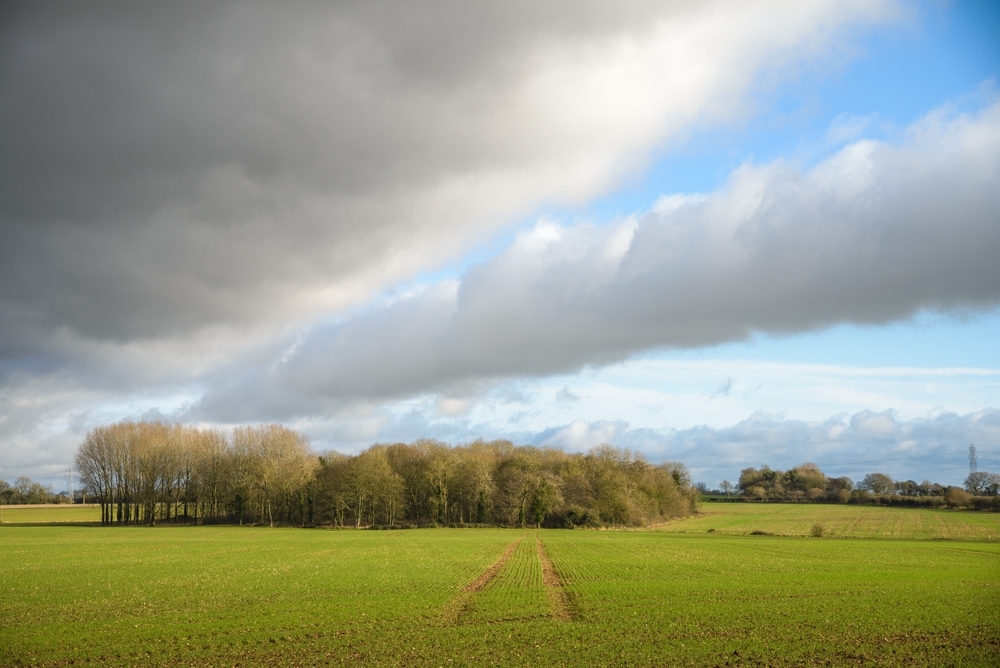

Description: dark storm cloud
[222,100,1000,411]
[0,0,894,349]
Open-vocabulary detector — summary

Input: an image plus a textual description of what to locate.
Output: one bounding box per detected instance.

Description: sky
[2,0,999,490]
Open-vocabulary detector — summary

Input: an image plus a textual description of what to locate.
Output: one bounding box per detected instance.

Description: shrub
[944,487,972,508]
[561,505,601,528]
[970,496,1000,511]
[811,523,825,538]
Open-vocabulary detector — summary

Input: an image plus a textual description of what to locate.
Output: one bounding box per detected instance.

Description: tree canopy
[73,422,697,528]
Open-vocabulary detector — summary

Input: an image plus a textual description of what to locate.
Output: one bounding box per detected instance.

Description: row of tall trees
[73,422,698,528]
[314,441,697,528]
[75,422,315,526]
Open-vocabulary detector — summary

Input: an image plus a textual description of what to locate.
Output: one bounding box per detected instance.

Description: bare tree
[860,472,895,495]
[965,471,1000,496]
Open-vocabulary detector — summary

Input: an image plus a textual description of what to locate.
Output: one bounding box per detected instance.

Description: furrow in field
[535,533,574,621]
[441,536,522,624]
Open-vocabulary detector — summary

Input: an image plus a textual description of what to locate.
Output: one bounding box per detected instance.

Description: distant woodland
[73,421,698,527]
[720,462,1000,510]
[0,476,67,505]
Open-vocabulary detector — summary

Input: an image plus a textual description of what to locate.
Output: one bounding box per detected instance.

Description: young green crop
[659,501,1000,540]
[542,530,1000,666]
[0,504,101,524]
[1,508,997,666]
[462,532,551,624]
[0,527,517,665]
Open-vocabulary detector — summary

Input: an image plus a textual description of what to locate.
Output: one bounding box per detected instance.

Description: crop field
[1,509,998,666]
[659,501,1000,540]
[0,505,101,524]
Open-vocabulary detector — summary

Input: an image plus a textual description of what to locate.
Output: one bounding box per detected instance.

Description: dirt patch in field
[535,534,575,621]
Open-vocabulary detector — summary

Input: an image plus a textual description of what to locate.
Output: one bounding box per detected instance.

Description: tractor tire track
[442,537,522,624]
[535,533,576,621]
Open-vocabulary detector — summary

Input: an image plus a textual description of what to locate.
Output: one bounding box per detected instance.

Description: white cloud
[824,112,878,146]
[536,419,630,451]
[221,96,1000,410]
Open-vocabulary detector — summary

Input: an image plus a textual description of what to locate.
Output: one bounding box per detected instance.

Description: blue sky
[1,1,999,490]
[588,0,1000,210]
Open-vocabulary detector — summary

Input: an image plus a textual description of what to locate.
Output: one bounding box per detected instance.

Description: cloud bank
[0,0,895,360]
[210,97,1000,416]
[533,408,1000,485]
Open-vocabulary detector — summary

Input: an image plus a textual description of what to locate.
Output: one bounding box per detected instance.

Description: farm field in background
[0,504,101,524]
[657,501,1000,540]
[1,507,998,667]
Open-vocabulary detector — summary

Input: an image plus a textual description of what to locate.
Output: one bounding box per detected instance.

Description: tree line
[314,440,697,528]
[713,463,1000,510]
[0,477,67,505]
[74,421,698,528]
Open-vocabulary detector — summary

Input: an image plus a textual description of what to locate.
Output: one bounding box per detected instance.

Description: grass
[542,531,999,665]
[0,505,998,666]
[658,501,1000,540]
[0,505,101,524]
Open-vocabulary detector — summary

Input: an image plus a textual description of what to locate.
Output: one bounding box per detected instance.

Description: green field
[1,506,998,666]
[660,501,1000,540]
[0,505,101,524]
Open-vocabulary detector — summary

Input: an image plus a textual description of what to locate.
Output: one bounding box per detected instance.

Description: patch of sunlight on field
[658,502,1000,540]
[0,504,101,523]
